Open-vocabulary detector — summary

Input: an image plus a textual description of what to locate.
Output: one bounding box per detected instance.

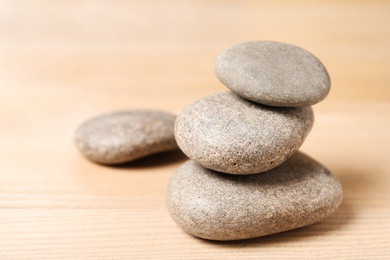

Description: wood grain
[1,0,389,259]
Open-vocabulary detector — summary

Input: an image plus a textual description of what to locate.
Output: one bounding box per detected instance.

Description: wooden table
[1,0,389,259]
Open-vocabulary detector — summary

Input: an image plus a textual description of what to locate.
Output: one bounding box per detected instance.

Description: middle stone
[175,91,314,174]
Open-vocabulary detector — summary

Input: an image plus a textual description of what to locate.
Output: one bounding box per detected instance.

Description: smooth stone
[74,110,178,164]
[215,41,331,107]
[166,152,343,241]
[174,92,314,174]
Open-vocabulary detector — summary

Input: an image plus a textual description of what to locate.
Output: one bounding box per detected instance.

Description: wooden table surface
[1,0,389,259]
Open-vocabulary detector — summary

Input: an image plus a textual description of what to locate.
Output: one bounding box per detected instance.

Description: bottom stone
[166,152,343,241]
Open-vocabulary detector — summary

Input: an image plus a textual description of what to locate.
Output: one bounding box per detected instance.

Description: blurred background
[1,0,389,110]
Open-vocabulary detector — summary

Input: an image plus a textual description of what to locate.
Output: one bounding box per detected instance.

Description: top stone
[215,41,330,107]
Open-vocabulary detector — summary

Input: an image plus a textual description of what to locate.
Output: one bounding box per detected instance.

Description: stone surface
[74,110,178,164]
[215,41,331,107]
[166,152,343,241]
[174,91,314,174]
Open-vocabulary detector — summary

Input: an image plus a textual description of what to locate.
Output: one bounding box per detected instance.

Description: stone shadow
[110,149,188,169]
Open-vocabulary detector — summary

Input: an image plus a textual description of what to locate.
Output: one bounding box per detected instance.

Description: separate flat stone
[166,152,343,241]
[175,92,314,174]
[75,110,178,164]
[215,41,330,107]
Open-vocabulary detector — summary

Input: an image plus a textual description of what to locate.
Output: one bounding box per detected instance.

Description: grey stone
[174,92,314,174]
[166,152,343,241]
[74,110,178,164]
[215,41,331,107]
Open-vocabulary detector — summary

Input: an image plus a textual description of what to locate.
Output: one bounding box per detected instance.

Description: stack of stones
[166,41,343,241]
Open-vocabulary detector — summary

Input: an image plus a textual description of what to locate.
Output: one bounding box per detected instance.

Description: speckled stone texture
[166,152,343,241]
[174,92,314,174]
[74,110,178,164]
[215,41,330,107]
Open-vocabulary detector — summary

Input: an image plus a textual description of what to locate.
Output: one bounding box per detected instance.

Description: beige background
[1,0,389,259]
